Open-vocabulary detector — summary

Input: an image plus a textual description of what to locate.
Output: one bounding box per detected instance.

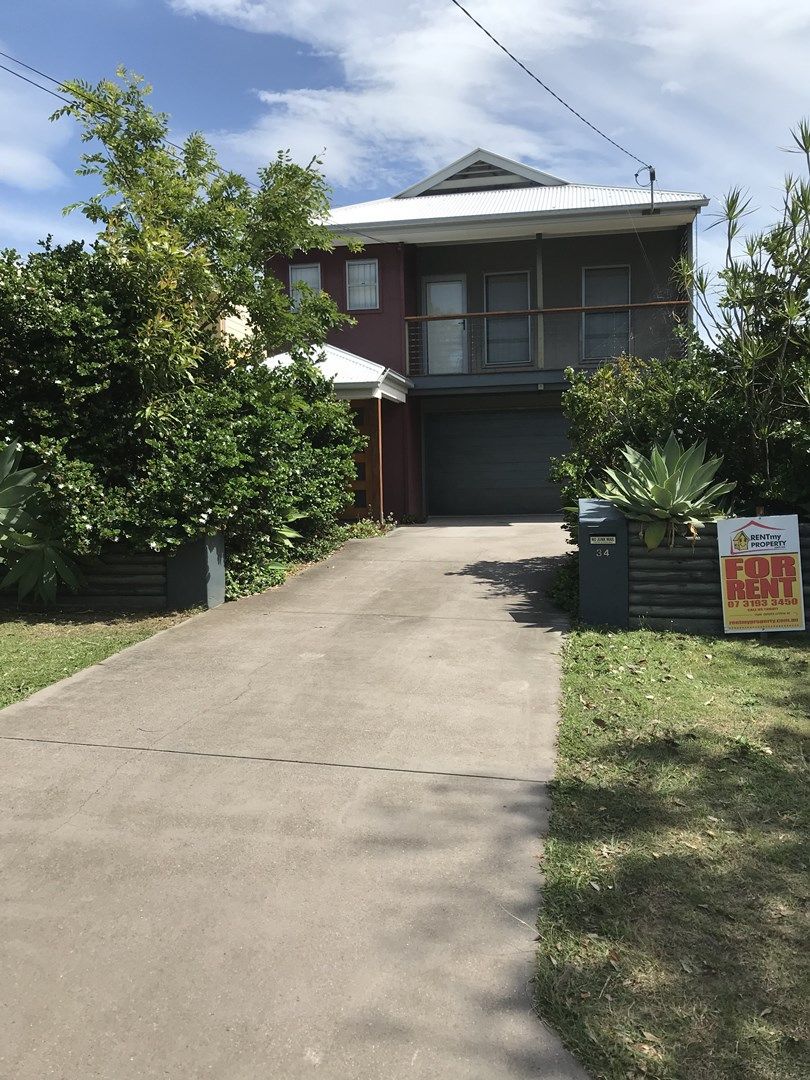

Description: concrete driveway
[1,517,587,1080]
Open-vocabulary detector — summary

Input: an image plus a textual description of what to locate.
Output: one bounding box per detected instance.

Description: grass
[0,609,190,710]
[535,628,809,1080]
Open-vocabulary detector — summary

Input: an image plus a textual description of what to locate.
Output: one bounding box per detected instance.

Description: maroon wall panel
[272,243,423,518]
[270,244,410,374]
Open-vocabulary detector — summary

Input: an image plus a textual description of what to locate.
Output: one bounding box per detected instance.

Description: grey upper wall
[542,227,688,369]
[412,226,688,370]
[415,240,538,315]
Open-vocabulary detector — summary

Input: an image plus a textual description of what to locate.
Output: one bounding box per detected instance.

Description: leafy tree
[552,122,810,530]
[0,70,363,599]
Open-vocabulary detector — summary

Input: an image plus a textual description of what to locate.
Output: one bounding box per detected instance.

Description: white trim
[581,264,631,361]
[483,270,533,369]
[345,257,380,310]
[422,275,468,375]
[395,148,568,198]
[329,204,708,247]
[265,345,411,404]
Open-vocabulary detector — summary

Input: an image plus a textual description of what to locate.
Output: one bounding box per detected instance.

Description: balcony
[404,300,690,378]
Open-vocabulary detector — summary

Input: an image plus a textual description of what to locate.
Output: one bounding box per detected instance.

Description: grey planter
[166,533,225,610]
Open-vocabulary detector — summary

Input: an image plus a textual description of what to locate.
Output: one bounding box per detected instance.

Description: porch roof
[266,345,412,404]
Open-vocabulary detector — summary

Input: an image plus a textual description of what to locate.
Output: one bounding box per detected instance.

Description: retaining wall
[578,499,809,634]
[54,535,225,611]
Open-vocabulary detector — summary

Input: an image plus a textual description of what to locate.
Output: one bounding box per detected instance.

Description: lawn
[0,610,190,710]
[535,628,809,1080]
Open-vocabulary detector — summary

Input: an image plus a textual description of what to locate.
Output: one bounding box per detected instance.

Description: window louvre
[346,260,379,310]
[582,267,630,360]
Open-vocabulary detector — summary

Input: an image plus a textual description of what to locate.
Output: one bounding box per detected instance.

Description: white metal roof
[330,183,707,230]
[327,149,707,242]
[266,344,411,403]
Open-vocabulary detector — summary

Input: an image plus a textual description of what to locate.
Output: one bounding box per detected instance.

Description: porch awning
[266,345,412,404]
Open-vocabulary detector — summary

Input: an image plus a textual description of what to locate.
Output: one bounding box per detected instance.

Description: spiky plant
[590,432,736,549]
[0,441,79,603]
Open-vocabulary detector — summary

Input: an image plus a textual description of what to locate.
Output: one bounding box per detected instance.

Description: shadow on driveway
[447,554,571,631]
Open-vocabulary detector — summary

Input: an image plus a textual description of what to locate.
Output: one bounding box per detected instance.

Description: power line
[1,52,384,253]
[0,61,73,105]
[0,50,259,189]
[448,0,653,172]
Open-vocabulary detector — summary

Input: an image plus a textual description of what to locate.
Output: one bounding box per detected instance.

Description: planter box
[578,500,810,634]
[53,534,225,612]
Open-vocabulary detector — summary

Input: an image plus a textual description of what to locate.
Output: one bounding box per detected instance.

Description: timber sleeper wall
[578,500,809,634]
[59,549,168,611]
[52,534,225,612]
[629,523,810,634]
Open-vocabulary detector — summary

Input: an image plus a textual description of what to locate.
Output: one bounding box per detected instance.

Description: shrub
[0,71,363,599]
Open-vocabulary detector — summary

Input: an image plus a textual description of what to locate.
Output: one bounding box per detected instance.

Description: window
[485,271,531,366]
[289,264,321,309]
[582,266,630,360]
[346,259,379,310]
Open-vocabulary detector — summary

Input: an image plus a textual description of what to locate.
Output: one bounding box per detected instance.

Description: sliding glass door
[423,277,467,374]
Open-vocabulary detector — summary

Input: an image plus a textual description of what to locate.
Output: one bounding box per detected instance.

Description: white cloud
[170,0,810,273]
[0,57,71,193]
[0,200,96,250]
[0,143,64,191]
[172,0,598,186]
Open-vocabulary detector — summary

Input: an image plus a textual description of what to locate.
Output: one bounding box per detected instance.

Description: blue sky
[2,0,808,268]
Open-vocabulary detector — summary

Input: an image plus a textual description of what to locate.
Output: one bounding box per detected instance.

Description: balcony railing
[404,300,690,377]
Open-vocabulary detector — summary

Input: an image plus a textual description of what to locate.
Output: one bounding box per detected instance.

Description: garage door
[425,408,568,515]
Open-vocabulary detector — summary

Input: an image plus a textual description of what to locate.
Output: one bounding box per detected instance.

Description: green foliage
[224,514,393,600]
[0,70,363,595]
[0,441,79,604]
[590,433,736,549]
[552,123,810,534]
[547,552,579,615]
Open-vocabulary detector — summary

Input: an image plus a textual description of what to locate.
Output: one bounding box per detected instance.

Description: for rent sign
[717,516,805,633]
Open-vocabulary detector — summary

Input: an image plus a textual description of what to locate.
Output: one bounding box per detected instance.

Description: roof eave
[329,197,709,237]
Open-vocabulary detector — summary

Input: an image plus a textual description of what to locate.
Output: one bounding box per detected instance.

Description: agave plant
[0,441,79,603]
[590,433,736,549]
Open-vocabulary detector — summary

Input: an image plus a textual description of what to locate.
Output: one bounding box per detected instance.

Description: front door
[423,278,466,374]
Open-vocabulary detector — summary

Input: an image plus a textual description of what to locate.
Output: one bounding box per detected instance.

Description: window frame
[288,263,322,308]
[345,257,380,311]
[581,264,631,362]
[483,269,533,369]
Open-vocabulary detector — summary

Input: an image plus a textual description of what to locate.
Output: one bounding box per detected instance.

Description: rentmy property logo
[727,519,789,554]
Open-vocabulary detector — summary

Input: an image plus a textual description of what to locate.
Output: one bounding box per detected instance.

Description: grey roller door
[425,408,568,515]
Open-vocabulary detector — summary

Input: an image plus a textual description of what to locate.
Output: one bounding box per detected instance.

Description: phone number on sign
[726,598,800,608]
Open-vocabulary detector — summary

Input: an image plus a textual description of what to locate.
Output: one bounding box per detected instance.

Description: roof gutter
[328,198,709,236]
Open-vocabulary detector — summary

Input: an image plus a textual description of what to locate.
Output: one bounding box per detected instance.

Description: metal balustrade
[404,299,690,377]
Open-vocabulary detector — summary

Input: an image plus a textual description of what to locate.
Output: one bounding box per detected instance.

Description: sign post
[717,516,805,633]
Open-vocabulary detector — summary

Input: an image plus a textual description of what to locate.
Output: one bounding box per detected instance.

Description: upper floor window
[346,259,379,310]
[289,263,321,309]
[485,271,531,366]
[582,266,630,360]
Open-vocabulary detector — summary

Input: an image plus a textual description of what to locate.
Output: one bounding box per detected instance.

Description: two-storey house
[271,149,707,520]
